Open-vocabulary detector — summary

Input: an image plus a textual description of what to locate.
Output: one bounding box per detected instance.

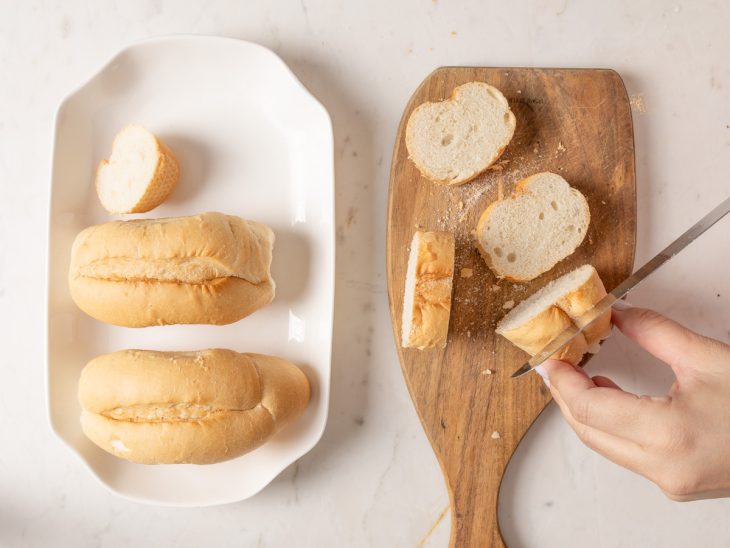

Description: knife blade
[511,196,730,378]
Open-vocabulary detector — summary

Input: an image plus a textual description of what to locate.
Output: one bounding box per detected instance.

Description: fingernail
[534,365,551,388]
[611,299,633,311]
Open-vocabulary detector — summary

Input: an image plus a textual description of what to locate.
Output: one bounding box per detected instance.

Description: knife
[511,196,730,378]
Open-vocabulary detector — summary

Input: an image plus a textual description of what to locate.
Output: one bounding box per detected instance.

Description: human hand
[538,306,730,501]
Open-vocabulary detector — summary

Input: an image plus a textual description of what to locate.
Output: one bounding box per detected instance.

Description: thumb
[611,306,717,376]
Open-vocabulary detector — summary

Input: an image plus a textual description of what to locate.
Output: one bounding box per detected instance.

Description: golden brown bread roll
[68,212,275,327]
[496,264,611,366]
[78,349,310,464]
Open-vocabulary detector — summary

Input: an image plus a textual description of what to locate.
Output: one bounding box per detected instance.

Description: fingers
[611,307,713,376]
[541,359,671,444]
[592,375,621,389]
[550,381,649,477]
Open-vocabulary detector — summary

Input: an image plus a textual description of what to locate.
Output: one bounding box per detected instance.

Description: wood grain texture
[386,68,636,547]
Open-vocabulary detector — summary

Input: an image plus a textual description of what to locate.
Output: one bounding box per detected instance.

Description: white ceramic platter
[46,36,334,506]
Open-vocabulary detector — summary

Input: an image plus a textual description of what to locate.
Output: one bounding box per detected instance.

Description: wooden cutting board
[386,68,636,547]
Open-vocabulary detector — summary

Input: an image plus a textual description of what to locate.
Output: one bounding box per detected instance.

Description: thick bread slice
[401,231,455,349]
[405,82,516,185]
[78,349,310,464]
[96,124,180,214]
[476,172,590,281]
[69,212,275,327]
[496,264,611,366]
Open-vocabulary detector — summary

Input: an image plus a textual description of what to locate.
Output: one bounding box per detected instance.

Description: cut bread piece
[402,231,455,349]
[476,172,590,281]
[496,264,611,366]
[405,82,516,185]
[96,124,180,214]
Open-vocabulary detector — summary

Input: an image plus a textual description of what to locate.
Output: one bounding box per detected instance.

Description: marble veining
[2,1,730,546]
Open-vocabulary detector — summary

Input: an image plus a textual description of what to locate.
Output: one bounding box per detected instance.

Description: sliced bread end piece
[405,82,516,186]
[96,124,180,214]
[496,264,611,365]
[476,172,590,281]
[402,231,455,349]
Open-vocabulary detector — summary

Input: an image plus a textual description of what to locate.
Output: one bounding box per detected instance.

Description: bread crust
[78,349,310,464]
[496,265,610,366]
[497,305,589,366]
[476,172,590,281]
[556,267,611,346]
[68,212,275,327]
[405,82,515,186]
[402,231,455,349]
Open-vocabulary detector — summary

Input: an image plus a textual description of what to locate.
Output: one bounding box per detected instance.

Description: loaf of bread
[78,349,310,464]
[496,264,611,366]
[405,82,516,185]
[476,172,590,281]
[401,231,455,349]
[68,212,275,327]
[96,124,179,214]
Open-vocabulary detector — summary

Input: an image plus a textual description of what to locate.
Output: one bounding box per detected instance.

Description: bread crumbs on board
[491,431,501,439]
[460,267,473,278]
[502,300,515,310]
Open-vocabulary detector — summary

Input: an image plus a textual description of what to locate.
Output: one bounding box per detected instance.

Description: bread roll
[496,264,611,366]
[401,231,455,349]
[405,82,516,185]
[68,212,275,327]
[96,124,179,214]
[476,172,590,281]
[78,349,310,464]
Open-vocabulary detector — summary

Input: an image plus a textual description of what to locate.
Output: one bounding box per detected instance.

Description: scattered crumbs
[470,229,477,238]
[460,267,473,278]
[406,47,413,54]
[457,200,464,210]
[429,47,434,52]
[491,431,501,439]
[440,418,446,429]
[467,330,472,338]
[481,368,493,376]
[502,300,515,310]
[491,284,500,292]
[533,146,539,154]
[557,141,566,153]
[450,30,458,36]
[601,200,607,205]
[504,72,509,76]
[517,89,522,94]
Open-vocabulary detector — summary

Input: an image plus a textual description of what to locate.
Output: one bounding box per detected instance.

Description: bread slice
[405,82,516,185]
[401,231,455,349]
[96,124,180,213]
[496,264,611,366]
[476,172,590,281]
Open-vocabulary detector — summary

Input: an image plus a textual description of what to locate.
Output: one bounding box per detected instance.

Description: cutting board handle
[436,407,539,547]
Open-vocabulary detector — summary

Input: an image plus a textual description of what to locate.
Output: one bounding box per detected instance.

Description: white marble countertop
[2,1,730,546]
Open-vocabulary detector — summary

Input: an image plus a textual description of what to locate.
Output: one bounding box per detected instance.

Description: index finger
[541,359,671,444]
